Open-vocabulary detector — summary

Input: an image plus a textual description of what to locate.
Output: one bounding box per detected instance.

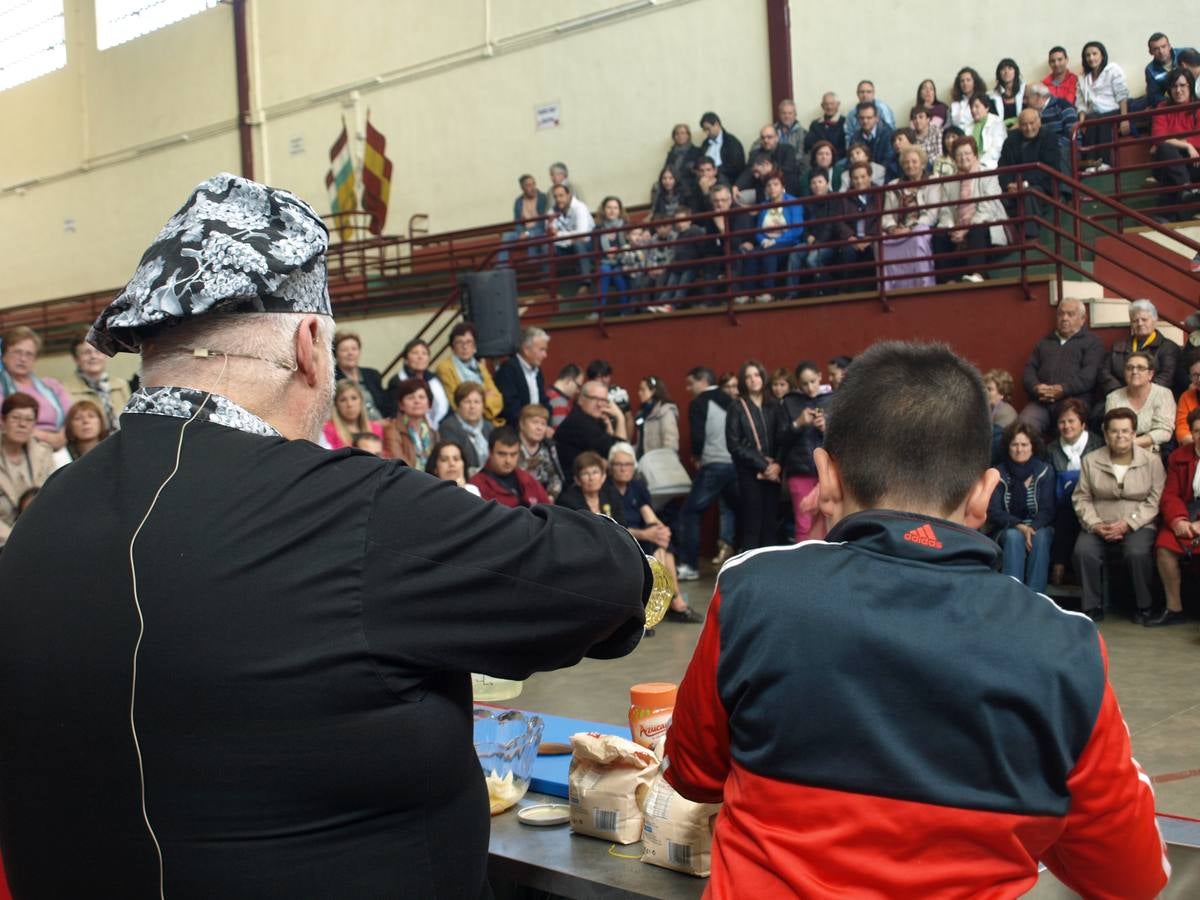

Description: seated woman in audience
[437,381,493,476]
[383,378,438,469]
[770,368,794,401]
[1174,358,1200,446]
[1047,398,1104,585]
[425,440,481,496]
[434,322,504,424]
[651,167,691,218]
[932,125,964,178]
[387,337,449,427]
[322,381,383,451]
[64,331,131,432]
[983,369,1018,429]
[837,142,886,191]
[987,422,1056,592]
[1152,407,1200,627]
[990,58,1026,128]
[880,145,938,289]
[1073,407,1165,622]
[517,404,564,500]
[334,331,391,420]
[749,171,805,300]
[607,442,703,623]
[934,137,1009,283]
[662,123,703,189]
[807,141,838,193]
[1149,68,1200,221]
[1104,351,1176,455]
[726,359,783,550]
[0,326,71,452]
[915,78,949,127]
[0,393,57,548]
[949,67,989,132]
[557,451,625,520]
[779,361,829,543]
[1097,298,1180,395]
[633,375,679,456]
[1077,40,1130,169]
[596,196,631,310]
[968,93,1007,168]
[64,399,109,461]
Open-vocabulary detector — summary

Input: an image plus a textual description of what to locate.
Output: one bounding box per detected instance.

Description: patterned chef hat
[89,173,332,355]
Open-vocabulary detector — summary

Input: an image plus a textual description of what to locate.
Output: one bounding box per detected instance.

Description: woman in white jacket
[989,58,1026,128]
[968,94,1008,169]
[934,136,1010,283]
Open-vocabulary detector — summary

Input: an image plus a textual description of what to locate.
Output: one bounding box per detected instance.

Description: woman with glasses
[0,393,57,548]
[1104,352,1176,455]
[1150,68,1200,221]
[0,327,72,453]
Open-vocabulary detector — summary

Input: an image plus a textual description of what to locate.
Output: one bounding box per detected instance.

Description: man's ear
[813,448,845,527]
[963,467,1001,530]
[294,315,321,388]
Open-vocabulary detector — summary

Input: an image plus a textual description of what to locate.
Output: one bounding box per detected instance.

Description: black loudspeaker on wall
[460,269,521,358]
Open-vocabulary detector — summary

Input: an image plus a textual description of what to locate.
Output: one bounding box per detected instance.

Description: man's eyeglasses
[583,394,608,402]
[1125,365,1150,372]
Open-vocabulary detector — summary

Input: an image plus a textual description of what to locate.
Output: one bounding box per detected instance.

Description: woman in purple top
[0,327,71,451]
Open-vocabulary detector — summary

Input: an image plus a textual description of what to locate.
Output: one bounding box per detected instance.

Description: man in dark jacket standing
[665,341,1167,899]
[1019,297,1105,436]
[699,111,746,184]
[676,367,738,578]
[0,174,652,900]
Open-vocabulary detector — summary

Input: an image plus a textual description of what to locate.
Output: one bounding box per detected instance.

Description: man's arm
[688,396,706,461]
[1062,333,1106,398]
[1022,342,1044,398]
[663,588,730,803]
[1039,636,1169,900]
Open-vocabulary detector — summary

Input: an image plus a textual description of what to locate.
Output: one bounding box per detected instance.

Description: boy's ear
[963,468,1001,530]
[813,448,845,526]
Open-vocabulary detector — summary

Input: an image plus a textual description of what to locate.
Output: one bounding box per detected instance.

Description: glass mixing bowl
[473,706,545,815]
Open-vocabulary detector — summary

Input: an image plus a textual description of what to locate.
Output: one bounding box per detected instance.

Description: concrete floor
[511,562,1200,896]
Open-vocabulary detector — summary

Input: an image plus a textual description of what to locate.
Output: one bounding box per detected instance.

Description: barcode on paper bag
[593,808,618,833]
[667,841,692,867]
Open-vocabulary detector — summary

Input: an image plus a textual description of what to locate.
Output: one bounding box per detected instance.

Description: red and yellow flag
[361,114,393,236]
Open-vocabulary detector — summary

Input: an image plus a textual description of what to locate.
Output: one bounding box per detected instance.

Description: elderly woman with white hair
[607,441,703,623]
[1097,299,1181,395]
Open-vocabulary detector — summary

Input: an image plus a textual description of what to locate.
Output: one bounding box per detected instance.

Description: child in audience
[661,208,706,309]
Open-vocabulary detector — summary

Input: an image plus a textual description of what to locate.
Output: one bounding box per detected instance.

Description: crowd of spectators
[6,279,1200,630]
[498,33,1198,309]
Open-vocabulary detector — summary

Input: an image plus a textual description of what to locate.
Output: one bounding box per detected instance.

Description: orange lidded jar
[629,682,677,749]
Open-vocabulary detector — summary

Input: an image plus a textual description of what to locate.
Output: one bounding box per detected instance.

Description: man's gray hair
[822,91,839,102]
[1129,298,1159,320]
[1060,296,1088,314]
[1027,82,1050,99]
[522,326,549,347]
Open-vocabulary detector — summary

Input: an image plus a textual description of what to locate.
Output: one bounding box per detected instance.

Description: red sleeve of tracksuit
[1040,634,1170,900]
[1160,451,1192,526]
[663,587,730,804]
[518,469,551,506]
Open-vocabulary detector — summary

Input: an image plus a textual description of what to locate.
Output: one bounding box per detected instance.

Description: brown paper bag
[639,772,720,876]
[568,732,658,844]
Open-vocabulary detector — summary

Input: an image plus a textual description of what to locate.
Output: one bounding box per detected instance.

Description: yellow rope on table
[607,844,642,860]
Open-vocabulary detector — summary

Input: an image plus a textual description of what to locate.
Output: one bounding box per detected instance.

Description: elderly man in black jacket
[999,109,1061,236]
[1018,297,1105,436]
[0,174,651,900]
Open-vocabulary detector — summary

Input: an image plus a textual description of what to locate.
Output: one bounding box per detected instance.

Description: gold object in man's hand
[644,555,672,629]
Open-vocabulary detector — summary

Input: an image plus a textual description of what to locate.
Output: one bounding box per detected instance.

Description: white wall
[1,0,1192,316]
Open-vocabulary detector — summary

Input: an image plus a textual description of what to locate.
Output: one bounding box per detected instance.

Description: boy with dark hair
[665,341,1168,899]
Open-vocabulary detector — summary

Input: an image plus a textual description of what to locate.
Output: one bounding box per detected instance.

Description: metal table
[488,790,707,899]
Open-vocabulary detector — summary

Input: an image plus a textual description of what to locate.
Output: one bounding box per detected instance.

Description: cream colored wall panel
[86,4,236,158]
[789,1,1198,123]
[254,0,482,109]
[0,67,83,185]
[0,133,241,309]
[491,0,635,39]
[265,0,768,235]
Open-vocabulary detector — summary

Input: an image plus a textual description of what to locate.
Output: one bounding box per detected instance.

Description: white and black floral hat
[89,173,332,355]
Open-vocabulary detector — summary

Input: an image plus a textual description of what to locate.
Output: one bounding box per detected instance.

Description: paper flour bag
[639,772,720,876]
[568,732,658,844]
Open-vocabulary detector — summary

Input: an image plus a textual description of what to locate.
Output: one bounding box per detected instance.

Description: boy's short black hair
[488,426,520,451]
[823,342,991,514]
